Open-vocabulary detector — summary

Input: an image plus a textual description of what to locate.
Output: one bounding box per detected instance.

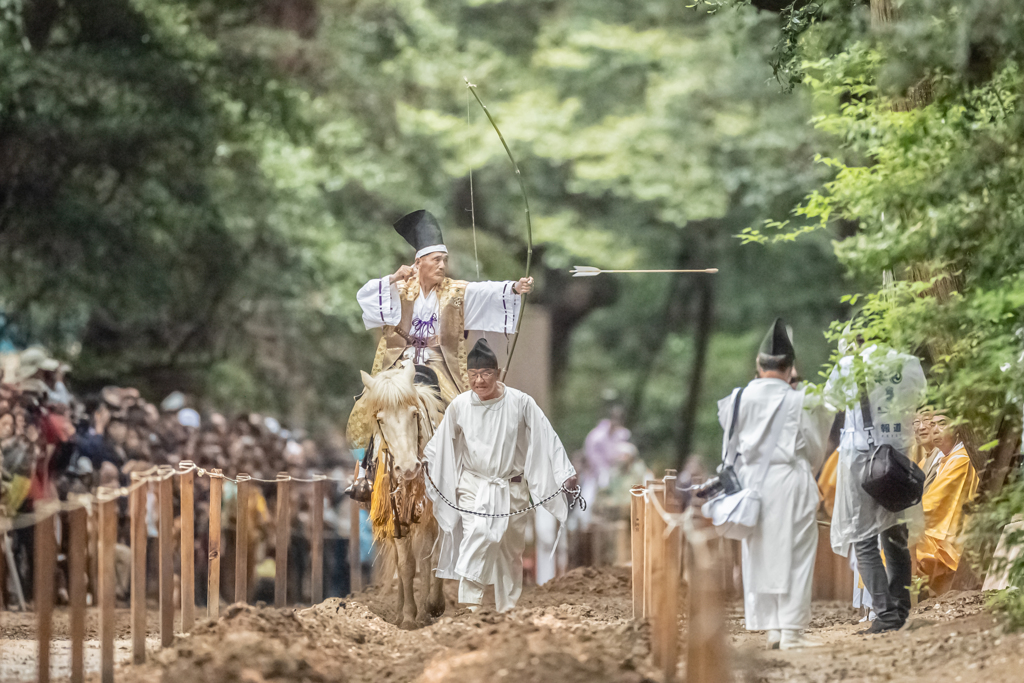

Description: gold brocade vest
[347,277,469,448]
[370,277,469,390]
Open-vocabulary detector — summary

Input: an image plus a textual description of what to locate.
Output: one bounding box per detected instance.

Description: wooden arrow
[570,265,719,277]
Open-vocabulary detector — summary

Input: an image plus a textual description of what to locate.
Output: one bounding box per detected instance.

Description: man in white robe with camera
[424,339,577,612]
[716,319,833,650]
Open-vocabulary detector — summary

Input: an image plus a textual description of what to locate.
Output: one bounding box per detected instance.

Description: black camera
[693,465,743,500]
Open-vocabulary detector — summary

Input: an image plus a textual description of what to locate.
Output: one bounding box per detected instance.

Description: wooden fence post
[687,523,730,683]
[660,472,680,683]
[647,481,666,667]
[208,469,222,618]
[643,480,663,619]
[69,500,87,683]
[275,473,291,608]
[310,475,325,604]
[158,466,174,647]
[629,485,645,620]
[180,464,195,632]
[98,491,117,683]
[130,473,147,664]
[88,510,99,616]
[235,474,251,604]
[349,497,362,593]
[35,504,56,683]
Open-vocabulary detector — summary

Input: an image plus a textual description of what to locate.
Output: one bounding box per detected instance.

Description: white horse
[360,361,446,628]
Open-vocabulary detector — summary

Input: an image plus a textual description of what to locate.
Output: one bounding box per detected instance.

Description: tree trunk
[674,273,715,471]
[870,0,933,110]
[981,416,1023,498]
[870,0,899,27]
[625,218,719,428]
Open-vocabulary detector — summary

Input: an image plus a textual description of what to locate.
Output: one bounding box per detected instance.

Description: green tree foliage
[0,0,848,464]
[709,0,1024,601]
[735,0,1024,439]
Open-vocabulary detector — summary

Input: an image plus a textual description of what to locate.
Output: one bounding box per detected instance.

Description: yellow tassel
[370,449,394,543]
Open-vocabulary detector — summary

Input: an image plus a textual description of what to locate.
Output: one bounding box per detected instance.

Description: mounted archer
[347,209,533,493]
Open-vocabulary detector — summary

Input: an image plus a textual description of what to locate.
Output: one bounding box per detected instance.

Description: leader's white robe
[356,277,521,333]
[718,378,833,631]
[424,386,575,612]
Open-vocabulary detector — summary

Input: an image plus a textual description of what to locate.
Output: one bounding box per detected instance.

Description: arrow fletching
[570,265,602,277]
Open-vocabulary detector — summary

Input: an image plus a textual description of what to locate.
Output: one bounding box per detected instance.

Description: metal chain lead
[423,465,585,518]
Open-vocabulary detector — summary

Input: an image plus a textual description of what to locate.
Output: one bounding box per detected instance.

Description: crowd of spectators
[0,346,363,610]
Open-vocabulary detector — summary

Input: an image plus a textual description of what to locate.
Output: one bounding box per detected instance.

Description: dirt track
[3,567,1023,682]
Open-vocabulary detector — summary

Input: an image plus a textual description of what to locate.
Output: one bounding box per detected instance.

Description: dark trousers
[854,523,912,628]
[324,538,350,598]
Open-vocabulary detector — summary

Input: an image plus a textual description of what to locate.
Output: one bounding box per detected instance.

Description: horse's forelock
[364,367,418,414]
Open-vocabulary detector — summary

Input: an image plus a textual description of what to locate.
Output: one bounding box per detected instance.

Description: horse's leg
[386,539,404,624]
[426,527,446,618]
[393,535,418,629]
[413,528,436,624]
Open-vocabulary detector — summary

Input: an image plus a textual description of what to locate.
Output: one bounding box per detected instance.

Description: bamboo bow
[466,78,533,381]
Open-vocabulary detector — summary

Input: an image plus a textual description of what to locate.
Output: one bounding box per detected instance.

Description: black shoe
[857,621,901,635]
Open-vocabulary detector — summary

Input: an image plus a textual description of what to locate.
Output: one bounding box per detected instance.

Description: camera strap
[724,387,745,468]
[858,383,877,449]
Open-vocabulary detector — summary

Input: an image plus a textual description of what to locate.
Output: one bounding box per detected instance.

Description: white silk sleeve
[522,395,576,525]
[356,277,400,329]
[464,281,521,333]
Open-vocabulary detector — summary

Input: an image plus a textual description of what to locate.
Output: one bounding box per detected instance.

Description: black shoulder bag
[858,386,925,513]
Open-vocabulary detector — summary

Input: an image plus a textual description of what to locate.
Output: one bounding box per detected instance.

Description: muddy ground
[2,567,1022,682]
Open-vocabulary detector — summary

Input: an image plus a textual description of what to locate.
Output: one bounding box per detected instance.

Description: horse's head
[361,362,427,482]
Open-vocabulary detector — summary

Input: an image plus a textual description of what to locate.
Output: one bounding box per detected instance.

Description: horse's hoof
[399,619,418,631]
[428,603,446,619]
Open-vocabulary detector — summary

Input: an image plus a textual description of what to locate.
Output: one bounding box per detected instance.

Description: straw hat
[13,347,60,383]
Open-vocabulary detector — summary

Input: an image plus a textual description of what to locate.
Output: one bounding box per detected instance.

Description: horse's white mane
[364,365,419,414]
[365,364,445,439]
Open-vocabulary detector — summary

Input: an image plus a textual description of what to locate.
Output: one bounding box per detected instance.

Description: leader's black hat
[393,210,446,258]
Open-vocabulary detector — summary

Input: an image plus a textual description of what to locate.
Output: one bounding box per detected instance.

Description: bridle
[374,401,429,539]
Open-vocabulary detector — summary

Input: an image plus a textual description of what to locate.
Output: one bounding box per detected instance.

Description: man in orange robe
[914,413,979,596]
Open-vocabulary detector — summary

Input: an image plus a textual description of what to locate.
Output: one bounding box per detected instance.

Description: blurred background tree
[2,0,854,465]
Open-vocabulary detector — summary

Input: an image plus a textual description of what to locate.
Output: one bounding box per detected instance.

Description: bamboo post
[180,464,195,632]
[130,474,147,664]
[629,485,645,619]
[69,501,87,683]
[687,522,730,683]
[98,491,117,683]
[235,474,251,604]
[158,466,174,647]
[88,510,99,614]
[35,504,56,683]
[310,475,325,604]
[208,469,222,618]
[643,480,662,619]
[661,472,681,683]
[275,473,291,608]
[349,497,362,593]
[648,482,666,668]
